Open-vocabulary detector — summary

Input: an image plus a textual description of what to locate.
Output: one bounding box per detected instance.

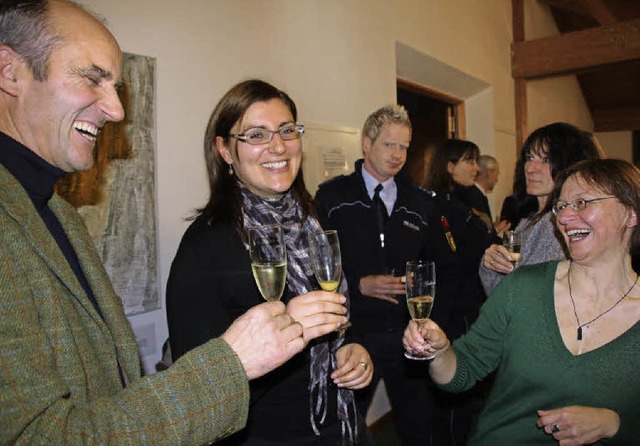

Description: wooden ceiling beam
[537,0,585,15]
[593,107,640,131]
[581,0,618,25]
[512,18,640,79]
[537,0,618,24]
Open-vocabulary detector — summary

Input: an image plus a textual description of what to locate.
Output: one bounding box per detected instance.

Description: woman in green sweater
[404,159,640,445]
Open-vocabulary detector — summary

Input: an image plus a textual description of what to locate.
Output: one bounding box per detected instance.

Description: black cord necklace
[567,261,638,341]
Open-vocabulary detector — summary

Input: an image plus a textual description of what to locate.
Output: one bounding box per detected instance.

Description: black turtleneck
[0,131,103,318]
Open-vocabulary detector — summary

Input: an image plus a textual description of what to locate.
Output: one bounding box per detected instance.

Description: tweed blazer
[0,164,249,444]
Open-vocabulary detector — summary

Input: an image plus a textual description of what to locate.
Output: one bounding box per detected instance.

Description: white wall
[596,131,633,161]
[78,0,593,394]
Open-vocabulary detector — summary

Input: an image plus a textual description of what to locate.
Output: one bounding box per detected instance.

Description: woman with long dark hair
[479,123,603,294]
[166,80,372,445]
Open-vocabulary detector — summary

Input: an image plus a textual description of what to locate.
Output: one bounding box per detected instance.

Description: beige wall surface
[596,131,633,161]
[78,0,593,372]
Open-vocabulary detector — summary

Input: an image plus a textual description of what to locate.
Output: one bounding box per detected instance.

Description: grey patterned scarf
[238,182,358,444]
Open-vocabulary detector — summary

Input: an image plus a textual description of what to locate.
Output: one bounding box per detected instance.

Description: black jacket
[166,217,349,443]
[426,189,500,335]
[315,160,460,335]
[459,184,492,220]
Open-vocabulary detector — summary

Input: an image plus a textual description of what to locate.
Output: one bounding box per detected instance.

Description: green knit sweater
[440,261,639,445]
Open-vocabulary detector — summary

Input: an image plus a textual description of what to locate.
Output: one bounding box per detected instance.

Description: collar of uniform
[361,165,396,201]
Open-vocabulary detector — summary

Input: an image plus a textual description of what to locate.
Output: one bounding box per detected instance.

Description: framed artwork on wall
[56,52,158,315]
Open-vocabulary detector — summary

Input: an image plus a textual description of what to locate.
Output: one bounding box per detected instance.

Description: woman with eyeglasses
[404,158,640,445]
[166,79,372,445]
[479,122,603,295]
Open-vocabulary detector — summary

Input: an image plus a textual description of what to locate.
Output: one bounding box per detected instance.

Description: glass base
[404,351,435,361]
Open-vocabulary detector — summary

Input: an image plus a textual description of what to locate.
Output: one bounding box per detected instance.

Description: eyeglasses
[229,124,304,145]
[552,196,617,216]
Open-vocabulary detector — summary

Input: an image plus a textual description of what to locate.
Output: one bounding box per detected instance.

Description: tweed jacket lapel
[49,193,141,380]
[0,164,102,320]
[0,164,140,382]
[0,165,111,328]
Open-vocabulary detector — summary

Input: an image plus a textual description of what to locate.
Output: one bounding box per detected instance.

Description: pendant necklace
[567,261,638,342]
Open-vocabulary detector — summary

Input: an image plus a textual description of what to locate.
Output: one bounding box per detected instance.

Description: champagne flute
[404,260,436,360]
[308,230,351,334]
[502,230,521,268]
[308,230,341,292]
[249,225,287,302]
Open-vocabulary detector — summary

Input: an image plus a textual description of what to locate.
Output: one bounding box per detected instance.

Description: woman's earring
[228,164,234,175]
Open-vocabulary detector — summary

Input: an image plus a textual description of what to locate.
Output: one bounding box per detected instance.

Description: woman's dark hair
[552,159,640,255]
[511,122,603,221]
[197,79,314,231]
[425,138,479,194]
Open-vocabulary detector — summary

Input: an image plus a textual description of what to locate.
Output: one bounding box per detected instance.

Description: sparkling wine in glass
[308,230,341,291]
[249,225,287,302]
[503,230,521,268]
[404,260,436,360]
[308,229,351,334]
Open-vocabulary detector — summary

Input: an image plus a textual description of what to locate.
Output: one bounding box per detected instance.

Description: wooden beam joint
[512,18,640,79]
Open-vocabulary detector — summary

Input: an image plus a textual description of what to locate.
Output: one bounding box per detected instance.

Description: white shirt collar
[362,165,397,214]
[475,182,489,196]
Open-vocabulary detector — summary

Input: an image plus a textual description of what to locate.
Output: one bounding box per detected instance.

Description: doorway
[397,78,464,187]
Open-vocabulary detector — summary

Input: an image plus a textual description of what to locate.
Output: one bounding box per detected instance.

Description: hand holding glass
[404,260,436,360]
[249,225,287,302]
[502,230,521,268]
[308,230,351,334]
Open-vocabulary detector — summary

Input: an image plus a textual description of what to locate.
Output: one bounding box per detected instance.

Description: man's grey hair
[0,0,103,81]
[478,154,498,175]
[362,104,411,143]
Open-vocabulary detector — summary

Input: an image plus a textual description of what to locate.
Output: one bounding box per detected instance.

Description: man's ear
[362,136,371,155]
[215,136,233,165]
[0,46,22,97]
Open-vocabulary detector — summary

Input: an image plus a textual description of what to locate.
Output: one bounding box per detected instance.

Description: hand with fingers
[482,243,515,274]
[221,301,305,380]
[359,274,405,303]
[536,406,620,445]
[286,291,349,343]
[402,319,449,361]
[331,343,373,390]
[402,319,456,384]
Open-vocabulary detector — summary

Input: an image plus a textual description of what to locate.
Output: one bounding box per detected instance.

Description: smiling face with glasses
[554,174,634,263]
[216,98,304,199]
